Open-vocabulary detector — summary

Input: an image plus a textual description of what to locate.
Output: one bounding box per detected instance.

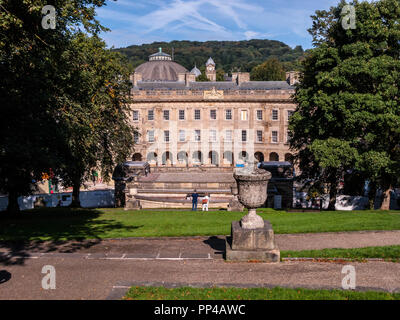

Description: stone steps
[137,189,231,194]
[135,195,230,203]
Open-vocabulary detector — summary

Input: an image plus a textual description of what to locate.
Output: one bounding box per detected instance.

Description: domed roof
[190,65,201,77]
[206,57,215,66]
[149,47,172,61]
[134,48,188,81]
[135,61,188,81]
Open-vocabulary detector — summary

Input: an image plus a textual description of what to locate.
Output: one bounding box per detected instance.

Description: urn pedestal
[225,165,280,263]
[225,221,280,262]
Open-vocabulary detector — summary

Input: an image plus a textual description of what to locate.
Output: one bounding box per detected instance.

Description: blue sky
[97,0,344,50]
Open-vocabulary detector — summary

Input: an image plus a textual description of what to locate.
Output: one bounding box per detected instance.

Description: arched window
[285,153,293,163]
[192,151,203,164]
[177,151,188,165]
[208,151,219,165]
[269,152,279,162]
[239,151,249,162]
[147,152,158,164]
[132,153,142,161]
[162,152,173,165]
[223,151,233,165]
[254,152,264,163]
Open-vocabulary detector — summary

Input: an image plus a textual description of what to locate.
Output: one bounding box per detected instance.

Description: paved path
[1,230,400,300]
[2,230,400,260]
[1,258,400,300]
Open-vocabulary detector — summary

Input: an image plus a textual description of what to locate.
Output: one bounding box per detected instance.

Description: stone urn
[225,163,280,263]
[227,185,244,212]
[234,165,271,229]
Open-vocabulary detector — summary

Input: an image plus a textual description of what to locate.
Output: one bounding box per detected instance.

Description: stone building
[129,48,298,168]
[120,48,298,209]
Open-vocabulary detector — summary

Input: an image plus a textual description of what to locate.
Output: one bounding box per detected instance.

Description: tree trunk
[7,190,20,214]
[328,178,338,211]
[70,178,81,208]
[380,186,392,211]
[367,181,377,210]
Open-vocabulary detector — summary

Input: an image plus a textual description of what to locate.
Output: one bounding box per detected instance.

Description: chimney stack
[131,72,142,87]
[231,72,238,83]
[185,73,196,87]
[178,73,186,82]
[232,72,250,85]
[286,71,301,86]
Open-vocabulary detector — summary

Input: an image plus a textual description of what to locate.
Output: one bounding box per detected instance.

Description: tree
[55,33,135,207]
[310,139,358,210]
[118,39,305,73]
[216,69,225,81]
[196,66,210,82]
[0,0,107,213]
[289,0,400,210]
[250,58,286,81]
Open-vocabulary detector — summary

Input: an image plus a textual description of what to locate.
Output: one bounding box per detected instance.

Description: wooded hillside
[115,39,304,73]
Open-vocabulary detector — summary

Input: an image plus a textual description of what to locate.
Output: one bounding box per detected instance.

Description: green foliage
[282,245,400,262]
[310,138,358,169]
[251,58,286,81]
[216,69,225,81]
[342,170,366,196]
[195,65,209,82]
[124,286,400,300]
[290,0,400,208]
[115,39,304,73]
[1,208,400,240]
[0,0,108,211]
[196,73,209,82]
[55,33,135,207]
[0,1,135,210]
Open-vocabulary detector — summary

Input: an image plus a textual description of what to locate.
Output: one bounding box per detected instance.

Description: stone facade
[131,94,296,165]
[130,50,297,168]
[123,49,298,210]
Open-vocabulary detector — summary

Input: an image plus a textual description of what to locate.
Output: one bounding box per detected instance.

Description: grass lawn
[281,245,400,262]
[124,286,400,300]
[0,207,399,241]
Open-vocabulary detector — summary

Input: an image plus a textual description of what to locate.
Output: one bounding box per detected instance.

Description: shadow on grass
[0,207,141,266]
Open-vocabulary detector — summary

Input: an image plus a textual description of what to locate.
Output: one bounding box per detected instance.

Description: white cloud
[97,8,139,23]
[135,0,262,36]
[209,0,262,30]
[136,0,222,34]
[98,0,345,49]
[244,31,258,40]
